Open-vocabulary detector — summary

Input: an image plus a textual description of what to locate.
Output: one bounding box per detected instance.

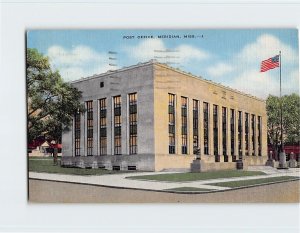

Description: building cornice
[70,59,265,103]
[154,62,265,103]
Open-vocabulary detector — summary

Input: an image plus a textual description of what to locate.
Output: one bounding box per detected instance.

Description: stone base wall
[155,154,244,172]
[61,154,267,172]
[155,154,195,171]
[61,154,155,171]
[244,156,268,166]
[191,159,239,172]
[199,161,238,172]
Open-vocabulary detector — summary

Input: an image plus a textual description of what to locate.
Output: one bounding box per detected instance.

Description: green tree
[266,93,300,152]
[27,48,84,143]
[282,93,300,144]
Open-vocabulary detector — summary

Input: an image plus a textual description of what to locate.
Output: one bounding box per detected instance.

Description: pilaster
[209,103,214,156]
[92,100,98,156]
[218,106,224,162]
[121,94,128,155]
[188,98,194,155]
[199,101,204,156]
[226,107,232,162]
[107,96,112,155]
[80,103,86,156]
[234,108,239,159]
[175,94,181,155]
[241,111,245,158]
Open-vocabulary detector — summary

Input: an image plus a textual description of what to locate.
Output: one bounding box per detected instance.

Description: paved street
[29,166,300,192]
[29,179,300,203]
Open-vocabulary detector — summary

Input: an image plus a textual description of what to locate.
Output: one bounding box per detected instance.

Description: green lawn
[28,158,124,176]
[127,170,266,182]
[164,187,215,192]
[208,176,299,188]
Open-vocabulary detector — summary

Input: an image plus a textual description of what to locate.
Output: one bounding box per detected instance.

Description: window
[100,82,104,88]
[230,109,235,161]
[222,107,227,161]
[99,98,107,155]
[213,105,219,161]
[168,94,175,154]
[258,116,262,156]
[251,114,256,156]
[86,101,93,156]
[238,111,242,159]
[113,96,122,155]
[129,93,137,155]
[203,102,209,155]
[74,111,81,156]
[181,97,188,154]
[193,100,199,154]
[245,113,249,156]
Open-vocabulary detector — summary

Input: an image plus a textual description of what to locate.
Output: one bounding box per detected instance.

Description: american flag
[260,55,280,72]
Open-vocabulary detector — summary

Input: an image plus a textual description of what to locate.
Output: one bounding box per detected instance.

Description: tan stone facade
[153,63,267,171]
[62,61,268,171]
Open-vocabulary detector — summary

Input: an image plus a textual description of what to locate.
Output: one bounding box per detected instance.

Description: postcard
[27,29,299,203]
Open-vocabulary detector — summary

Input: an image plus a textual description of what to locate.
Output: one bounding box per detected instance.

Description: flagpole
[279,51,283,153]
[277,51,288,169]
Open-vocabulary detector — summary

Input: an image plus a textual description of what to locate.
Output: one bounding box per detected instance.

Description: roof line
[69,60,156,84]
[154,62,265,102]
[70,59,265,102]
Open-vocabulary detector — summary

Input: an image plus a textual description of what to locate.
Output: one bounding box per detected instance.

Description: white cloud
[47,45,110,81]
[207,62,234,77]
[124,38,165,61]
[237,34,298,64]
[48,45,106,66]
[230,69,279,99]
[57,65,111,82]
[289,69,299,84]
[282,69,299,95]
[124,38,210,64]
[207,34,298,99]
[230,68,299,99]
[176,44,209,62]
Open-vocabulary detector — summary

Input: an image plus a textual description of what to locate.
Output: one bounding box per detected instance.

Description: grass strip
[164,187,215,192]
[208,176,299,188]
[127,170,266,182]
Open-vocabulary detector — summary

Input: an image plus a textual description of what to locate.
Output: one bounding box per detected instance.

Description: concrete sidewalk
[29,166,300,192]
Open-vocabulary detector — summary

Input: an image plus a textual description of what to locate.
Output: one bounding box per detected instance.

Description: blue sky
[27,29,299,99]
